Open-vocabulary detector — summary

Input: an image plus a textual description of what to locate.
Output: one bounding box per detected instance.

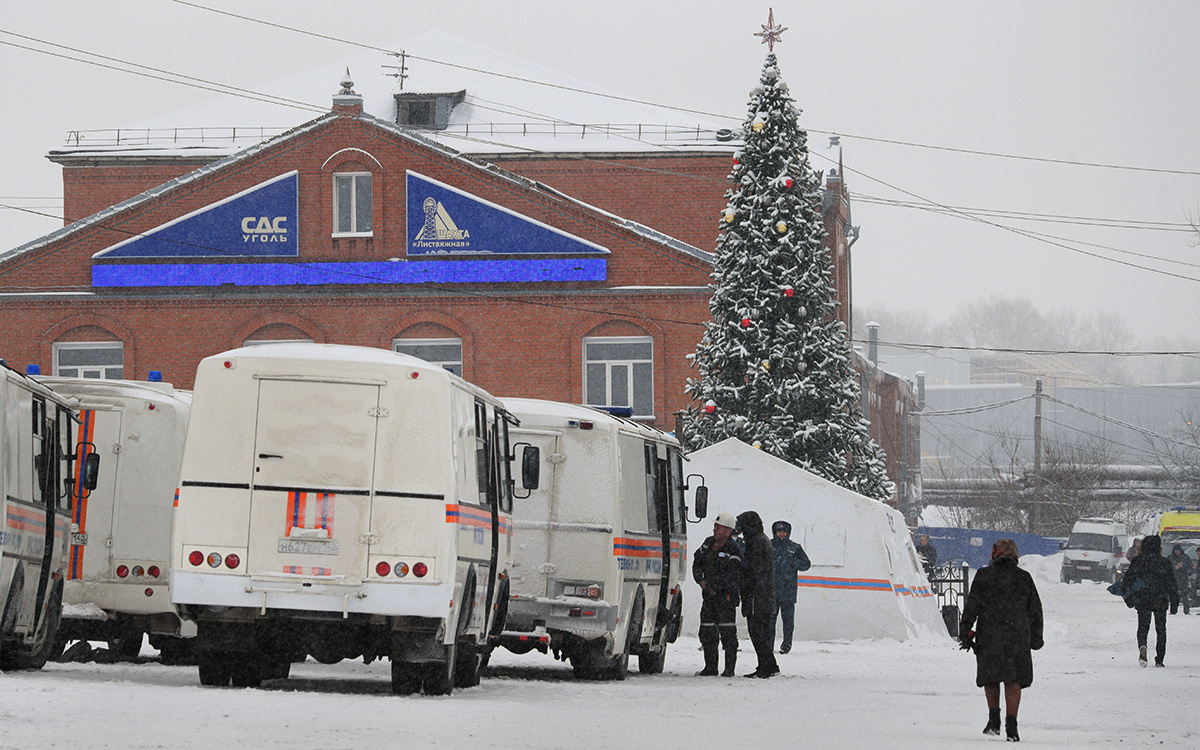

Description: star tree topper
[754,7,787,52]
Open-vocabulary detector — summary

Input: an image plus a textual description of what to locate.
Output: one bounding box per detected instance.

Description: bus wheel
[390,660,422,695]
[421,643,456,696]
[638,642,667,674]
[606,602,641,682]
[108,628,144,661]
[12,581,63,671]
[453,648,482,689]
[569,642,603,679]
[230,656,264,688]
[197,652,234,687]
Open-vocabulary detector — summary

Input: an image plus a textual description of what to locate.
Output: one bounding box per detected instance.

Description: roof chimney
[333,67,363,115]
[866,321,880,365]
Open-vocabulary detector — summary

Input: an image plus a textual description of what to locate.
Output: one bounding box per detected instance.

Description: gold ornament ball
[775,221,788,234]
[752,121,764,132]
[761,360,771,370]
[723,211,735,223]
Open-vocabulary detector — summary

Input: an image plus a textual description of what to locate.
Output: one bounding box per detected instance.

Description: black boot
[696,644,718,676]
[720,649,737,677]
[1005,715,1019,742]
[983,708,1000,735]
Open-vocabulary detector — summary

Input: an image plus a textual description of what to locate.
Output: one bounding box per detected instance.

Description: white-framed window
[333,172,373,236]
[393,337,463,377]
[53,342,123,379]
[583,336,653,418]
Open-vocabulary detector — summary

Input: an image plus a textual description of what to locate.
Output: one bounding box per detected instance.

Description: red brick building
[0,38,917,505]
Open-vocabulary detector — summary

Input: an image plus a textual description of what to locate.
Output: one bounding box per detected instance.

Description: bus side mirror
[82,452,101,491]
[693,485,708,520]
[521,445,540,490]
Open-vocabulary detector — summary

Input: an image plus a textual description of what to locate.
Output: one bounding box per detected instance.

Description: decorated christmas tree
[683,17,892,501]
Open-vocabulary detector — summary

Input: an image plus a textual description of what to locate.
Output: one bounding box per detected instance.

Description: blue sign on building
[93,171,299,258]
[406,171,608,256]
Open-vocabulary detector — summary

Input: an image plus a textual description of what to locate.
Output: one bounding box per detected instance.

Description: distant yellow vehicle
[1158,507,1200,547]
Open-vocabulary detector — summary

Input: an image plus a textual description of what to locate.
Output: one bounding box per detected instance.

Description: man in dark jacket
[771,520,811,654]
[1122,535,1179,666]
[1168,544,1193,615]
[916,534,938,577]
[736,510,778,678]
[692,511,743,677]
[959,538,1044,743]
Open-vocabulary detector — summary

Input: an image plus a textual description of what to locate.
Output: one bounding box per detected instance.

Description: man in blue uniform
[771,520,811,654]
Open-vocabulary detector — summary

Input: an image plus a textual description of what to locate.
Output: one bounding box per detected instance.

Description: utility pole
[1032,379,1043,533]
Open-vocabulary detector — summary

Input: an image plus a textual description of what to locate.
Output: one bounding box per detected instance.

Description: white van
[0,362,97,669]
[497,399,705,679]
[170,344,529,695]
[1060,517,1128,583]
[37,376,193,662]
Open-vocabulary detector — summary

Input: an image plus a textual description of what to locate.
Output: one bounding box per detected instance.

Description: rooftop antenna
[383,50,409,91]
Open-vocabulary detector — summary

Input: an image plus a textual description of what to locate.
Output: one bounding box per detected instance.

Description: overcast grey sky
[2,1,1198,349]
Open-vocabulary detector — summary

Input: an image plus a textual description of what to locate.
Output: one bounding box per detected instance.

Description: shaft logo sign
[93,171,299,258]
[406,171,607,256]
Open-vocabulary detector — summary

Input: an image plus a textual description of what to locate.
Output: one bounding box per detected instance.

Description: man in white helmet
[692,511,744,676]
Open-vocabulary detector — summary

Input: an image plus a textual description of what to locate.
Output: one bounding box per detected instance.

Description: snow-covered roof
[8,108,712,267]
[50,30,740,161]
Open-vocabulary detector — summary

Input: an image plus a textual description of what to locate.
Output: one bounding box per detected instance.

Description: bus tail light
[413,562,428,578]
[116,565,129,578]
[148,565,161,578]
[206,553,222,568]
[395,563,409,577]
[188,550,204,566]
[224,554,240,569]
[376,561,391,577]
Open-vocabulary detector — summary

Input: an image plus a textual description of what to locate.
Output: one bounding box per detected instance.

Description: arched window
[582,336,653,417]
[393,337,462,376]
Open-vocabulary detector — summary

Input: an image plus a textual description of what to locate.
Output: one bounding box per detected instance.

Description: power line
[919,394,1032,417]
[5,16,1196,282]
[166,0,1200,178]
[863,338,1200,357]
[0,33,326,114]
[1045,395,1200,451]
[853,194,1193,233]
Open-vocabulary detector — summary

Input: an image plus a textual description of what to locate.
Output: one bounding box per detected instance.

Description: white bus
[496,399,706,679]
[1,362,97,670]
[170,344,528,695]
[37,376,194,662]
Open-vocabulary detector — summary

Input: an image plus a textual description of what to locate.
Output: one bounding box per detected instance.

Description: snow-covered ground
[1,553,1193,748]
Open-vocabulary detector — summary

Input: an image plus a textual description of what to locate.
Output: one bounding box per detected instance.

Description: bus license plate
[277,538,339,556]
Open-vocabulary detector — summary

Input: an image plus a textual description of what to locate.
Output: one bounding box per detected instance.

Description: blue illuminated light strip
[91,258,607,287]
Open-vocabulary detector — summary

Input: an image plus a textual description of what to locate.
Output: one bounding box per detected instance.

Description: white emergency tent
[684,439,948,642]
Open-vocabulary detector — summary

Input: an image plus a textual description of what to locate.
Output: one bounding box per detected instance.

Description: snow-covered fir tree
[683,53,892,501]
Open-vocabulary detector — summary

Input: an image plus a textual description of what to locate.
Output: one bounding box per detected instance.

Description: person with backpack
[1121,535,1180,666]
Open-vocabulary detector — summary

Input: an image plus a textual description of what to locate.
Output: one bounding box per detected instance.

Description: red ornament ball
[704,400,717,414]
[784,177,794,188]
[741,317,752,328]
[783,286,794,298]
